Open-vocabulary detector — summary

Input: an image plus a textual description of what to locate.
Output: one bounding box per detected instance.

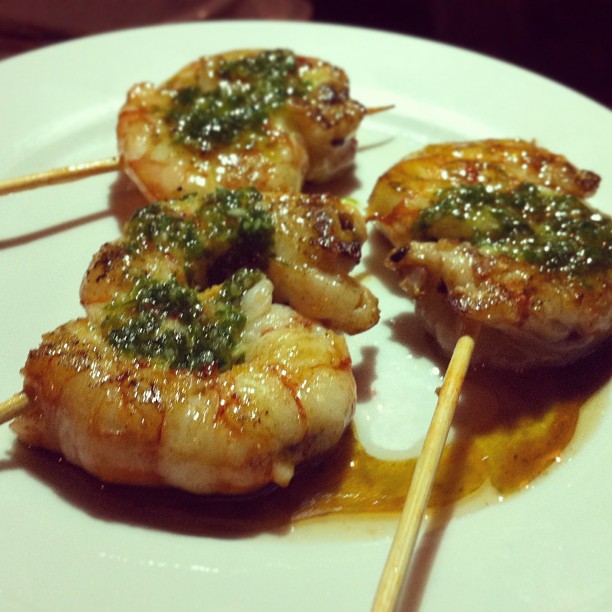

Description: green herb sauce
[125,187,275,283]
[167,49,309,152]
[198,187,275,282]
[102,269,264,371]
[127,202,203,260]
[415,183,612,274]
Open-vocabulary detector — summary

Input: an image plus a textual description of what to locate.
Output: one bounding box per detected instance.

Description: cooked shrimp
[13,275,356,494]
[368,138,601,247]
[368,139,611,369]
[82,187,379,334]
[117,49,366,202]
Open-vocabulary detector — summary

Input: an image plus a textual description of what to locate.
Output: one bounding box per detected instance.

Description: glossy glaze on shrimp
[117,49,366,202]
[12,181,376,493]
[368,139,611,369]
[81,187,379,335]
[13,277,356,494]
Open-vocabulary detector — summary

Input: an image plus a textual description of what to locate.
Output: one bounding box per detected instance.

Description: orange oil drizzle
[286,346,610,519]
[138,343,610,531]
[24,344,609,534]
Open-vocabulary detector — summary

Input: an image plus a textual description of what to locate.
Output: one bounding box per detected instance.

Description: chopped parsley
[127,202,203,260]
[415,183,612,275]
[102,269,264,371]
[167,49,310,152]
[198,187,275,283]
[124,187,275,283]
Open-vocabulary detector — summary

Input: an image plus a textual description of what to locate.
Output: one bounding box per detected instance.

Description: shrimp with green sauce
[82,187,379,335]
[12,184,377,493]
[14,272,356,493]
[368,139,611,369]
[117,48,366,202]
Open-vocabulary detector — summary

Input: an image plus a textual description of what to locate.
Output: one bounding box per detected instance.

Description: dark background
[1,1,609,109]
[312,0,611,109]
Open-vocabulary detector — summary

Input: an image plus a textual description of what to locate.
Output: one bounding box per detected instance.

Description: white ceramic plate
[1,21,611,612]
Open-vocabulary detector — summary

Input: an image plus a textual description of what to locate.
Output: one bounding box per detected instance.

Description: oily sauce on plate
[280,344,611,521]
[18,342,610,532]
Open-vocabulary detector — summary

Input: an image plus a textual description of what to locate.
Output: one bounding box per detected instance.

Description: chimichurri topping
[199,187,275,282]
[127,202,203,260]
[102,269,264,371]
[167,49,309,152]
[415,183,612,274]
[125,187,275,282]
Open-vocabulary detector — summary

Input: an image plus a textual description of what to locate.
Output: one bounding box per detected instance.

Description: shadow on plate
[3,421,373,540]
[304,165,362,198]
[361,229,409,298]
[1,340,380,539]
[0,172,145,251]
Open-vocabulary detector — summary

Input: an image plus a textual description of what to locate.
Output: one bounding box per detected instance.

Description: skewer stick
[372,331,477,612]
[0,392,28,426]
[366,104,395,115]
[0,156,120,196]
[0,107,390,198]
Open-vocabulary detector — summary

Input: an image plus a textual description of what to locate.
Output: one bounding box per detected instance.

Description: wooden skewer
[0,107,391,198]
[0,156,120,196]
[371,331,477,612]
[0,392,28,426]
[3,327,475,608]
[366,104,395,115]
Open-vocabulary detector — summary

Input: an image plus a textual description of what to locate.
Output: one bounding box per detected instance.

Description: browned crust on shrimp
[14,287,357,494]
[368,139,611,370]
[117,49,365,202]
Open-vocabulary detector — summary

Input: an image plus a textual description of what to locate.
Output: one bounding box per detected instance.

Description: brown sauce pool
[126,343,609,532]
[275,345,610,521]
[20,343,610,534]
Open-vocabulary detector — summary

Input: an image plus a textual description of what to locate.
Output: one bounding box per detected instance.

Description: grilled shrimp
[368,139,611,369]
[82,187,379,335]
[13,276,356,494]
[117,49,366,202]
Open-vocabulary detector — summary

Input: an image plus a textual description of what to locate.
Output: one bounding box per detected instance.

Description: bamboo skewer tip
[0,103,389,198]
[372,332,477,612]
[0,156,120,196]
[365,104,395,116]
[0,392,29,426]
